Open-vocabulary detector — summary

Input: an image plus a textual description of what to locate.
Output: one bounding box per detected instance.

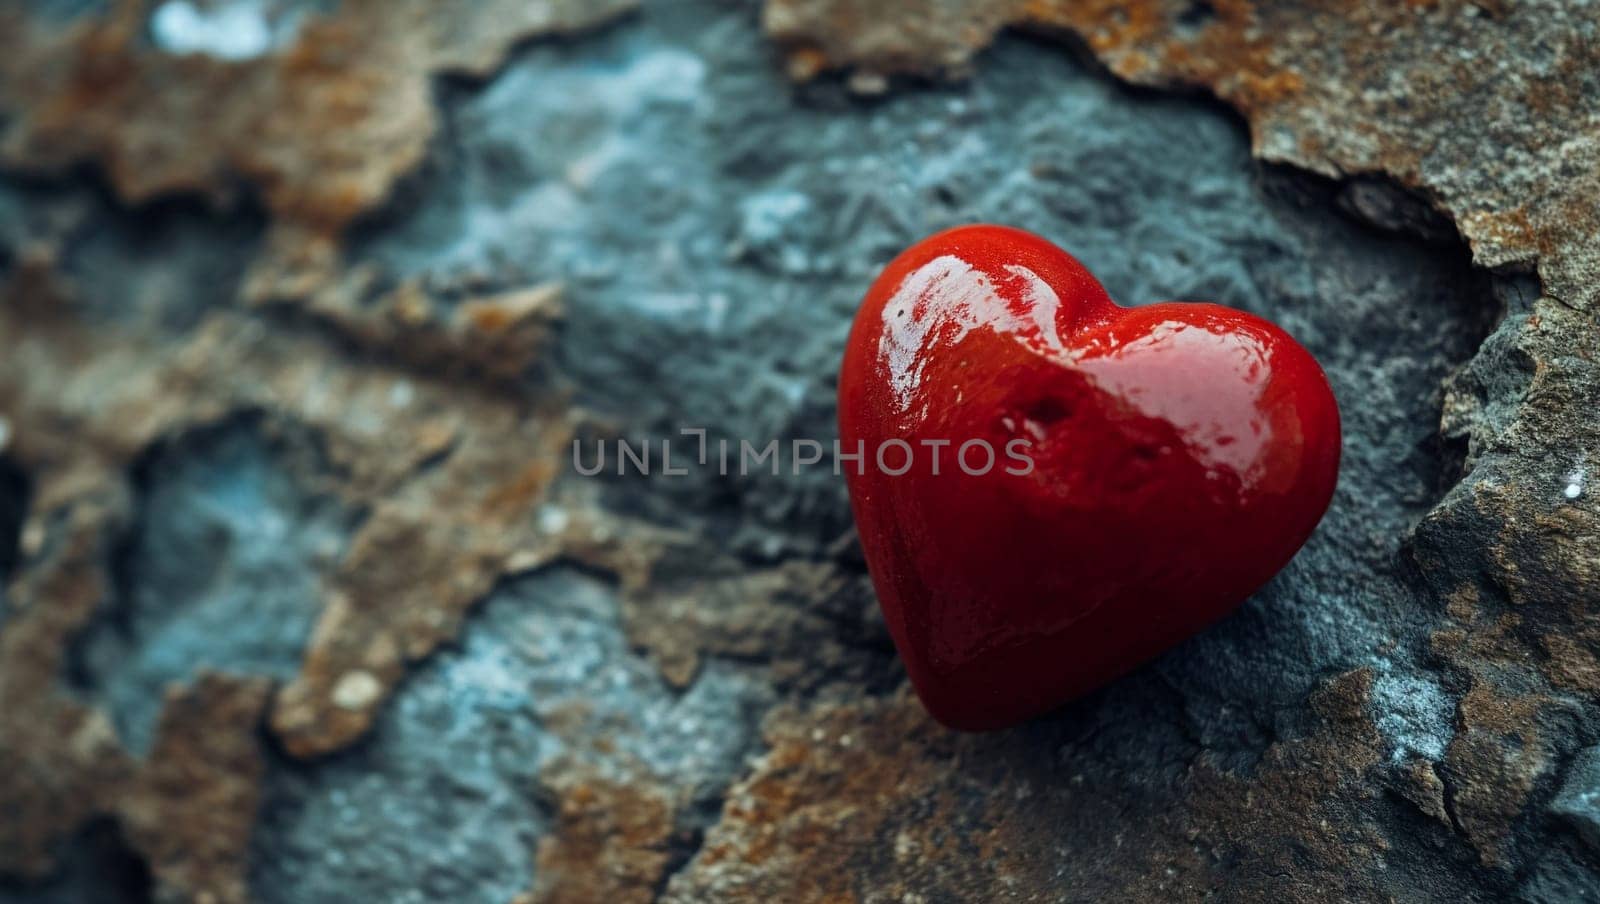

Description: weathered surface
[668,672,1393,903]
[1,0,1597,901]
[249,568,771,903]
[0,0,637,290]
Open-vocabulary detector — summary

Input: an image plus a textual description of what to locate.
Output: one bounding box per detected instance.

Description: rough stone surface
[70,417,358,756]
[250,568,772,904]
[1,0,1598,901]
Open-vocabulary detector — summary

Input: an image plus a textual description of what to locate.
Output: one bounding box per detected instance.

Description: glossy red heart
[838,225,1340,731]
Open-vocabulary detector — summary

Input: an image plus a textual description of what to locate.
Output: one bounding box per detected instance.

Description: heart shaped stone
[838,225,1341,730]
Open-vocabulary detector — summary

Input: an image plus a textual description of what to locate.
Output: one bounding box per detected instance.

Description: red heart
[838,225,1341,731]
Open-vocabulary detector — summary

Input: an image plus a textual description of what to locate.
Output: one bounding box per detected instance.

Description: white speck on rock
[19,522,45,558]
[537,505,570,534]
[1565,465,1586,500]
[332,670,384,711]
[151,0,306,61]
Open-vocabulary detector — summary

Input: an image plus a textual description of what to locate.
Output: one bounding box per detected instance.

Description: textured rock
[1,0,1598,901]
[120,674,272,904]
[0,0,636,228]
[250,568,772,904]
[71,417,357,755]
[525,764,677,904]
[667,672,1390,903]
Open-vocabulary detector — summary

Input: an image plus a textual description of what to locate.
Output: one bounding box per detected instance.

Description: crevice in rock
[1176,0,1218,34]
[0,163,268,332]
[0,817,152,904]
[1433,273,1542,477]
[59,187,266,332]
[1434,755,1475,843]
[1370,791,1501,904]
[1335,173,1461,246]
[0,455,29,588]
[650,817,710,904]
